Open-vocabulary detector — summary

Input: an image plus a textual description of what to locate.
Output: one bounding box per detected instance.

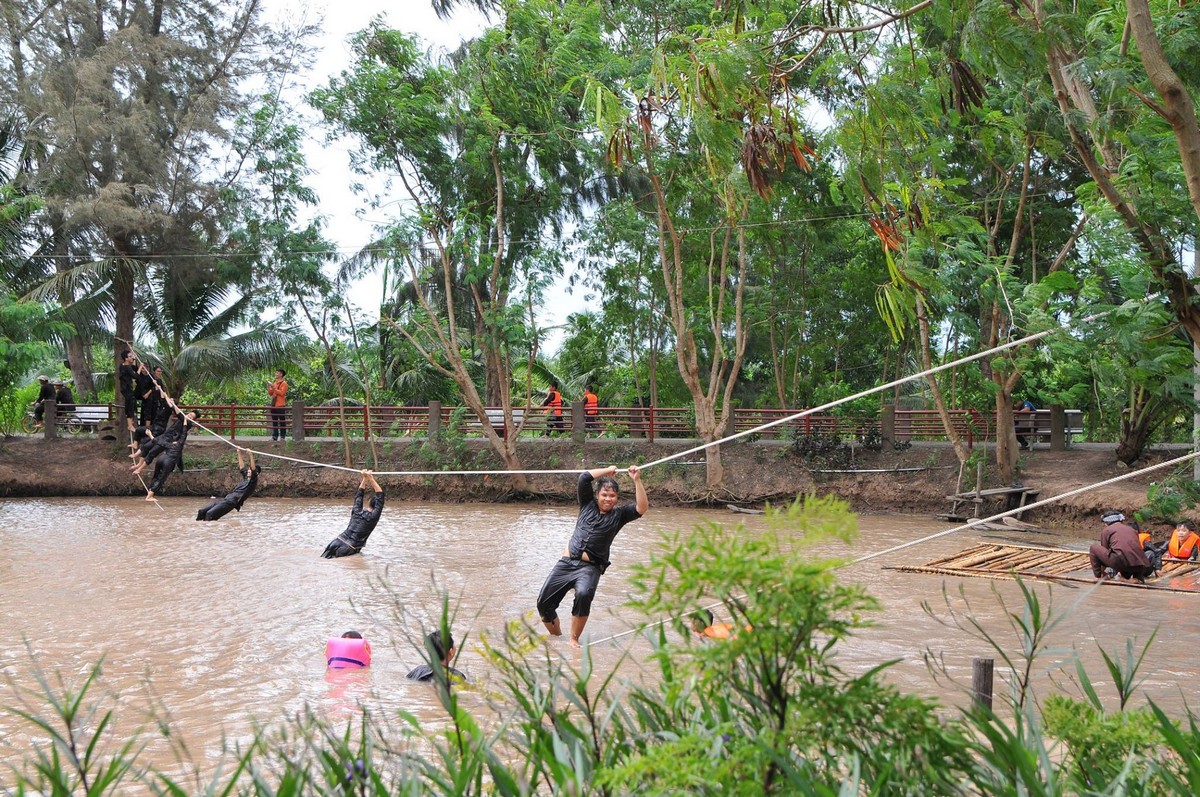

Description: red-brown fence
[35,401,1060,448]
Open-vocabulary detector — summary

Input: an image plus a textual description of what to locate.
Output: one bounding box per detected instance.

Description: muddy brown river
[1,497,1197,775]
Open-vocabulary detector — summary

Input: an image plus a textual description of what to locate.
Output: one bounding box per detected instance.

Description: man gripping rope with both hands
[536,465,648,647]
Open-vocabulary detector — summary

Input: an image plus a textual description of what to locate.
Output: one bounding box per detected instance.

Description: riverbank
[0,435,1180,532]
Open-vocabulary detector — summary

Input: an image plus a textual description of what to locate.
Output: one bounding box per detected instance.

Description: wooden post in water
[972,657,994,710]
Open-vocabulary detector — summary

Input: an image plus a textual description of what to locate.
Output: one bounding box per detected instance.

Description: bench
[64,404,111,430]
[1014,409,1083,447]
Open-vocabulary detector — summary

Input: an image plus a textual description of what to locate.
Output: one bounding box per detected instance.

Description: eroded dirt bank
[0,436,1173,532]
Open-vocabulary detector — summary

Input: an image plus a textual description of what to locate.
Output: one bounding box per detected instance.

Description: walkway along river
[1,497,1198,775]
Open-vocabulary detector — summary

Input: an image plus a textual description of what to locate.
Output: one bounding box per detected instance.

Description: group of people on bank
[31,374,75,428]
[1089,511,1200,582]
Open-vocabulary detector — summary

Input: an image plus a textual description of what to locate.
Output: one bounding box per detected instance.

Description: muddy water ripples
[1,498,1197,773]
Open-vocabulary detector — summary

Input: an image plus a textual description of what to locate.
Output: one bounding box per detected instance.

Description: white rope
[588,447,1200,646]
[147,306,1114,480]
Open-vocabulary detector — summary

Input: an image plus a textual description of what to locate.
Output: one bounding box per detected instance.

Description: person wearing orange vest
[542,380,564,436]
[690,609,735,640]
[583,384,600,434]
[267,368,289,441]
[1168,521,1200,561]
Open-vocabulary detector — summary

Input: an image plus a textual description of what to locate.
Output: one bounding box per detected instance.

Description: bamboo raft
[887,543,1200,593]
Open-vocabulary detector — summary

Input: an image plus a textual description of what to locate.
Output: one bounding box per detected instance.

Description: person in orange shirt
[267,368,288,441]
[1167,521,1200,561]
[583,384,600,434]
[690,609,735,640]
[542,380,564,436]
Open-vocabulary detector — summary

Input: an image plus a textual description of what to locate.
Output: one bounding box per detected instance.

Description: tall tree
[589,0,820,489]
[314,1,610,482]
[0,0,305,405]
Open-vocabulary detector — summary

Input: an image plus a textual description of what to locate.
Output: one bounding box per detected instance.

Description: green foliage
[1139,470,1200,524]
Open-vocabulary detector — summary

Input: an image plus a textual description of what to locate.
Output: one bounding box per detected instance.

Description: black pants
[322,535,360,559]
[270,407,287,439]
[196,497,237,521]
[536,557,601,621]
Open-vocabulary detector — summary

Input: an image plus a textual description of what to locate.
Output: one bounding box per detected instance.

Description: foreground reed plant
[4,495,1199,794]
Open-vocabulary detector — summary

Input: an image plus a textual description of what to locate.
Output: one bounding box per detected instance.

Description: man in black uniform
[321,471,385,558]
[196,448,261,521]
[54,380,74,416]
[118,350,138,432]
[536,464,648,647]
[145,411,198,500]
[32,375,56,426]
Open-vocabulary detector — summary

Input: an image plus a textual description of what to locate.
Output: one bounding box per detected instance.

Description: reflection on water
[1,496,1197,772]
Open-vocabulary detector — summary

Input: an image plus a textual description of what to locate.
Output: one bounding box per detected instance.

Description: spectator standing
[583,384,600,434]
[267,369,289,441]
[118,350,138,432]
[542,380,564,436]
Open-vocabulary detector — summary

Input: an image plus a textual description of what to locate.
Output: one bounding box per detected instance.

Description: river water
[1,497,1197,776]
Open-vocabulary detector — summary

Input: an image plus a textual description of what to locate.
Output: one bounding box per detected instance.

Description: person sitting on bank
[326,630,372,669]
[1089,511,1154,582]
[321,471,385,558]
[1167,521,1200,561]
[406,630,465,683]
[195,448,261,521]
[690,608,736,640]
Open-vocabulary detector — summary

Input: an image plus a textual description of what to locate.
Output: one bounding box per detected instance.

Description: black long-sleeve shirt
[565,472,643,574]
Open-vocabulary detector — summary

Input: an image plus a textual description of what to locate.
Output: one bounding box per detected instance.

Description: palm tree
[134,266,306,398]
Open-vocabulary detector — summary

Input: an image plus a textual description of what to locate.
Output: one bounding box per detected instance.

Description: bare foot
[569,637,582,649]
[144,492,155,501]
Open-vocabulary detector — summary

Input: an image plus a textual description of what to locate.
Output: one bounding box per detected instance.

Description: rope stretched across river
[588,447,1200,647]
[142,305,1115,479]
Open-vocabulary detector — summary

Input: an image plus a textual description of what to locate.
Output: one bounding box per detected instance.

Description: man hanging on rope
[536,465,648,648]
[145,411,199,500]
[196,448,261,521]
[321,471,385,558]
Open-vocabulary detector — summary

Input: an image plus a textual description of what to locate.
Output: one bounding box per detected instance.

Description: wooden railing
[31,400,1079,449]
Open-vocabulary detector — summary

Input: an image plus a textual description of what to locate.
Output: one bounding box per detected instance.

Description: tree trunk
[994,389,1018,482]
[916,296,970,464]
[1116,387,1159,465]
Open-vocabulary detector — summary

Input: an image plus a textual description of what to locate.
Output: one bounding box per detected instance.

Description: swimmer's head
[690,609,714,634]
[426,630,455,665]
[341,630,363,639]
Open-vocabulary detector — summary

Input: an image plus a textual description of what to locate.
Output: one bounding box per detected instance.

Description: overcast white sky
[262,0,587,351]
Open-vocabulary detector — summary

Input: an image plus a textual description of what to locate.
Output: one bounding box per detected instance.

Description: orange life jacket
[547,389,562,416]
[1168,532,1200,560]
[1138,532,1151,547]
[584,391,599,415]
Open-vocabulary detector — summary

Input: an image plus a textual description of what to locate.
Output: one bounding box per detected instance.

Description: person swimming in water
[195,448,260,521]
[321,471,384,558]
[406,630,465,683]
[145,411,198,500]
